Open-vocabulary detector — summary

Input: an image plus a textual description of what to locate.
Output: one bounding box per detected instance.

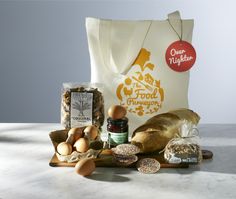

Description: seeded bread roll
[131,108,200,153]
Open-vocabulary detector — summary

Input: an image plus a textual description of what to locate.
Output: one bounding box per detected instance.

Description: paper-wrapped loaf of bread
[131,108,200,153]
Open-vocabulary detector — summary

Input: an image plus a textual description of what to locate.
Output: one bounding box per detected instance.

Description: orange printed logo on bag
[116,48,164,116]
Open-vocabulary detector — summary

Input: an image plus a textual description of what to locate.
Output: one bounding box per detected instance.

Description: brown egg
[108,105,127,120]
[68,127,84,141]
[84,125,98,140]
[74,137,89,153]
[57,142,73,156]
[75,158,96,176]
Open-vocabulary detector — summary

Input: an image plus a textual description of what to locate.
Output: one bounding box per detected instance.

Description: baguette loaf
[131,108,200,153]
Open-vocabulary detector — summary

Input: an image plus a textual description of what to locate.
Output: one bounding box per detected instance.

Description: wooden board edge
[49,153,189,168]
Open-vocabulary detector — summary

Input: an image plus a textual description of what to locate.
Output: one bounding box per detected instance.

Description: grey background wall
[0,0,235,124]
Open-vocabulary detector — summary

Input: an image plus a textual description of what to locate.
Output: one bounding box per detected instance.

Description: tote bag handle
[99,19,151,75]
[167,11,183,41]
[99,11,181,75]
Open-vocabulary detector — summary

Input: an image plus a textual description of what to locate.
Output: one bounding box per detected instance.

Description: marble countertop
[0,123,236,199]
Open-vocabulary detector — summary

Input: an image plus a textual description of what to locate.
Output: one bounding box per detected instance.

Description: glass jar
[107,117,129,147]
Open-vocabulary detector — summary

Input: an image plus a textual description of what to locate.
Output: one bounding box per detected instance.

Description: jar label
[108,131,128,146]
[70,92,93,127]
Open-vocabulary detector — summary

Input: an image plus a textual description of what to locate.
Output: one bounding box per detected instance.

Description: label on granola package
[169,154,199,164]
[169,156,182,164]
[70,92,93,127]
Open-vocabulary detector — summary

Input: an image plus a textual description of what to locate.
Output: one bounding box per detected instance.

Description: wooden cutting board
[49,149,189,168]
[49,129,212,168]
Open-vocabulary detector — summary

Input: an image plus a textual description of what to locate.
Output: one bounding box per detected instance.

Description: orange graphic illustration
[116,48,165,116]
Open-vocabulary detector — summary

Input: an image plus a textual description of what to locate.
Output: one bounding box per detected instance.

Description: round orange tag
[165,41,196,72]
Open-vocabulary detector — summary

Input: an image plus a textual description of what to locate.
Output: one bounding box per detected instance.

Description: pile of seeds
[112,144,140,166]
[113,154,138,166]
[166,143,200,155]
[164,141,202,164]
[113,144,140,155]
[136,158,161,174]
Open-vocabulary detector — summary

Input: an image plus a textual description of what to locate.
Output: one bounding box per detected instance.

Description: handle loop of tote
[168,11,181,21]
[99,19,152,76]
[167,11,183,41]
[114,21,153,75]
[99,11,182,76]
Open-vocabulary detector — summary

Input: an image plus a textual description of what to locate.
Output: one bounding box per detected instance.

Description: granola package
[164,120,202,164]
[61,82,104,129]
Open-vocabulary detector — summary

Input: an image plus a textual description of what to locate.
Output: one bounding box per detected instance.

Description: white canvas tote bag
[86,11,194,132]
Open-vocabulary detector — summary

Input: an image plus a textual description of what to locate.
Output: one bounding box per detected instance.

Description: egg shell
[68,127,84,141]
[108,105,127,120]
[75,158,96,176]
[84,125,98,140]
[57,142,73,156]
[74,137,90,153]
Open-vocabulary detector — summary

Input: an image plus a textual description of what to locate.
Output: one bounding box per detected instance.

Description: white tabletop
[0,123,235,199]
